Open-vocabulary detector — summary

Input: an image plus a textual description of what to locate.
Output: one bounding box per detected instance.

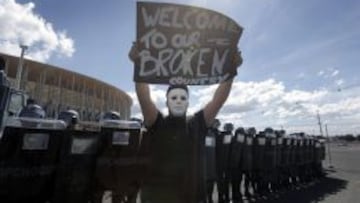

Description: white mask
[166,88,189,117]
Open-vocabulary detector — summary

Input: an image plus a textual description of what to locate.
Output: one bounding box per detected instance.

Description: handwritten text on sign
[135,2,243,85]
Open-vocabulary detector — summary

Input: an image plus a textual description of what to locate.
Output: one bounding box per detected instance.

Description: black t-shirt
[143,110,207,203]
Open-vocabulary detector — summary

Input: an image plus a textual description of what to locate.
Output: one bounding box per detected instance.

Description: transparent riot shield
[95,120,141,203]
[52,121,100,203]
[0,117,66,203]
[0,85,10,138]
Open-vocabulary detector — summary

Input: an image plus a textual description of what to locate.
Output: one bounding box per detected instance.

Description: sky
[1,0,359,135]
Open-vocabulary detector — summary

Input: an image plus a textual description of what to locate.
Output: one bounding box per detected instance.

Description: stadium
[0,52,132,120]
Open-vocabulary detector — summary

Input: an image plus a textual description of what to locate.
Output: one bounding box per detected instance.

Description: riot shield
[0,85,10,137]
[95,120,141,202]
[52,122,100,203]
[0,117,65,203]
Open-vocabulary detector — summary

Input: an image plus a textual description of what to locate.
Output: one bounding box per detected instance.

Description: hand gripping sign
[135,2,243,85]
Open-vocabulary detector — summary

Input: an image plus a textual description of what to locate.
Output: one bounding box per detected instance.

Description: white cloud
[331,69,339,77]
[148,85,167,105]
[319,97,360,115]
[128,85,168,118]
[335,79,344,86]
[128,91,141,118]
[317,68,341,79]
[129,78,359,135]
[283,90,327,103]
[0,0,75,61]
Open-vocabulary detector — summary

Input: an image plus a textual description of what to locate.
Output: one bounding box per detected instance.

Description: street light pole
[15,44,28,89]
[325,124,334,168]
[317,110,324,136]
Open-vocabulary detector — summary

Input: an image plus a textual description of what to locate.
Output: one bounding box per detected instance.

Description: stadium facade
[0,52,132,120]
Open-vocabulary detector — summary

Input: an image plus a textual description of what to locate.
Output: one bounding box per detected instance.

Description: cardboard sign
[135,2,243,85]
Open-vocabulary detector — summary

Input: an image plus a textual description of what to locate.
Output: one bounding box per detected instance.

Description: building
[0,52,132,120]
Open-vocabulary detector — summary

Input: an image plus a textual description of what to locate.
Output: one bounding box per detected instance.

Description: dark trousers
[217,171,230,203]
[231,169,242,201]
[205,179,215,203]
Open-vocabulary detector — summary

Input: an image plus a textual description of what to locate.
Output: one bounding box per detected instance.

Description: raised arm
[129,42,158,126]
[203,51,242,127]
[135,83,158,127]
[203,78,234,127]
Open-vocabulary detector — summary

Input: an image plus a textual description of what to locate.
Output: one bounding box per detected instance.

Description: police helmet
[58,109,79,127]
[264,127,274,133]
[211,119,221,129]
[19,104,45,119]
[275,130,282,137]
[223,123,234,132]
[102,111,121,120]
[264,127,275,137]
[257,131,266,138]
[235,127,246,135]
[246,127,256,136]
[298,132,305,137]
[130,117,143,127]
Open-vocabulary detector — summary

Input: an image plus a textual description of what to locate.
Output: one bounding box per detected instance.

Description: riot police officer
[0,56,10,86]
[281,133,292,189]
[216,123,233,203]
[263,128,277,194]
[204,119,220,203]
[98,111,140,203]
[303,135,312,183]
[230,127,245,202]
[313,138,326,178]
[18,99,45,128]
[295,133,306,185]
[243,127,256,197]
[252,131,266,197]
[274,130,285,191]
[288,135,297,188]
[19,99,45,118]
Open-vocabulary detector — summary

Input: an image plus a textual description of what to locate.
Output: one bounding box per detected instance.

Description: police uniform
[252,132,266,196]
[216,129,232,203]
[204,127,217,203]
[242,129,254,197]
[230,127,245,202]
[263,129,277,193]
[282,136,292,189]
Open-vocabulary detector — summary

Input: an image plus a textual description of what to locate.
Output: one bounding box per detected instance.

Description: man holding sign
[129,43,242,203]
[129,2,243,203]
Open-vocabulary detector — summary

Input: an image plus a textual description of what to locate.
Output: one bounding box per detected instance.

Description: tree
[344,134,356,142]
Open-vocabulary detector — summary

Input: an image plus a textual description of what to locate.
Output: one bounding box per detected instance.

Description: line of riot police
[0,99,327,203]
[204,120,327,203]
[0,103,146,203]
